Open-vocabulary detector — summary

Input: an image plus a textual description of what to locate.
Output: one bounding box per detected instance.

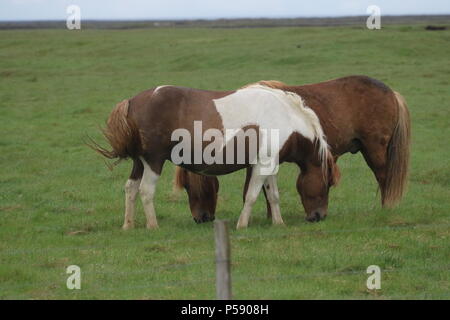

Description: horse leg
[244,167,272,219]
[237,167,266,229]
[139,156,164,229]
[262,187,273,219]
[122,159,143,230]
[264,175,284,225]
[360,139,388,205]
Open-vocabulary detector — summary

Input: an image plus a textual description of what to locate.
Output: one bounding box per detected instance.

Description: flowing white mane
[240,84,330,169]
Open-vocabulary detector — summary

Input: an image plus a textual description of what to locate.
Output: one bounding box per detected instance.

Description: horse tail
[88,99,141,160]
[382,91,411,207]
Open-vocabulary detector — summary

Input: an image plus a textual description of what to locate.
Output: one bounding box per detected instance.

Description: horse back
[126,86,235,157]
[292,75,399,155]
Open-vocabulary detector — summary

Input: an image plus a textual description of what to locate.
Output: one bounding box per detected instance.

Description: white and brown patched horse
[175,76,411,224]
[91,82,340,229]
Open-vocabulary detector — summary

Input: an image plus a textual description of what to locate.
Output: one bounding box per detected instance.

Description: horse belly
[180,163,250,176]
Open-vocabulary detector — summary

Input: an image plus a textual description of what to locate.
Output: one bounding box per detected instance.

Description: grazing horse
[91,83,338,229]
[175,75,411,222]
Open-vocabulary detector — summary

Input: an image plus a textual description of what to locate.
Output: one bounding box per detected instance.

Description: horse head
[296,149,340,222]
[174,167,218,223]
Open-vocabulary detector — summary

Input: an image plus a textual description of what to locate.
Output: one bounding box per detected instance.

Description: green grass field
[0,23,449,299]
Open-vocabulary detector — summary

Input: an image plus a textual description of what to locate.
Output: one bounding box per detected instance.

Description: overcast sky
[1,0,449,21]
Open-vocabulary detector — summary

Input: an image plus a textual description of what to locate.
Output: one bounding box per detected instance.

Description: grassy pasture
[0,23,449,299]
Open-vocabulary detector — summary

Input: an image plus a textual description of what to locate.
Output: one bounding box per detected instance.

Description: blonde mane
[241,80,289,90]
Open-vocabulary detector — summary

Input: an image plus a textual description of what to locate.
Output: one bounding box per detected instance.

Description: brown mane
[327,151,341,187]
[174,166,212,199]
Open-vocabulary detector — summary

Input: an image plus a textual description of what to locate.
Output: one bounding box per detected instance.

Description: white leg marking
[122,178,141,230]
[236,166,266,229]
[264,175,284,226]
[139,157,160,229]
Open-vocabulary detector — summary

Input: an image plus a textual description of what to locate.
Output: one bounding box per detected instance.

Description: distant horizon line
[1,13,450,23]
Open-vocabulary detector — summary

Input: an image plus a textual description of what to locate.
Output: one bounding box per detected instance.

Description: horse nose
[305,211,324,222]
[314,212,321,221]
[193,212,214,224]
[201,212,214,223]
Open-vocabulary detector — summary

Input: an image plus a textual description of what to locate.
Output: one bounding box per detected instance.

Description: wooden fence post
[214,220,232,300]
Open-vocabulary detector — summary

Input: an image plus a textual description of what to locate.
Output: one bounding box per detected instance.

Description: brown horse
[91,83,339,229]
[174,75,411,223]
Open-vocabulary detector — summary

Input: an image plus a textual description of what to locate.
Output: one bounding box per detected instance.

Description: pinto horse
[91,83,338,229]
[175,76,411,223]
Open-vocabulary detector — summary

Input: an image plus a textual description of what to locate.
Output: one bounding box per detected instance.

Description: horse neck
[279,132,306,165]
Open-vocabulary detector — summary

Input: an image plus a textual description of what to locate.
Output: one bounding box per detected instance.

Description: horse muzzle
[305,209,327,222]
[193,212,215,224]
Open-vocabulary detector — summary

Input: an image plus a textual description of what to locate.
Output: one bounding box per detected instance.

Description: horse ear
[327,156,341,187]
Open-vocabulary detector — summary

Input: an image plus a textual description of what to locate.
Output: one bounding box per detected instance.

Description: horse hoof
[122,224,134,230]
[146,224,159,230]
[236,222,248,229]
